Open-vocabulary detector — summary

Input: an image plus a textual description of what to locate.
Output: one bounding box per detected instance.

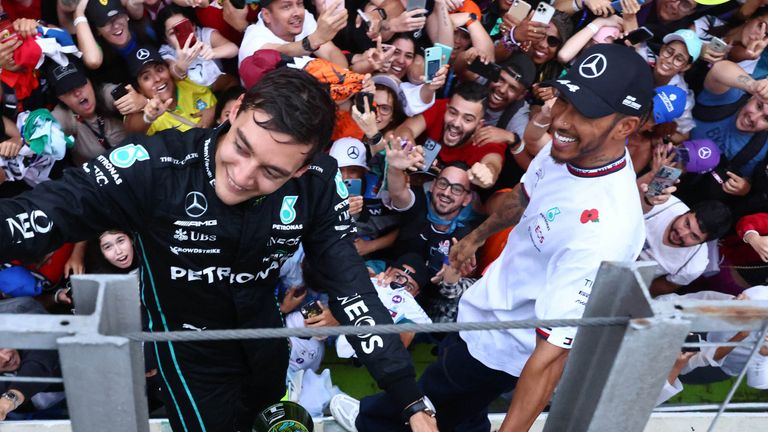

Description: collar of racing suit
[201,122,230,187]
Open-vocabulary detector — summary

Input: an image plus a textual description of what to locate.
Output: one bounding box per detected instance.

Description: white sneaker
[330,393,360,432]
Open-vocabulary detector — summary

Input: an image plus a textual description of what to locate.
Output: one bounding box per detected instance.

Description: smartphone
[421,138,442,172]
[344,178,363,196]
[708,36,729,54]
[325,0,345,14]
[531,2,555,25]
[683,333,702,353]
[300,300,323,319]
[506,0,532,25]
[111,83,129,101]
[173,19,197,47]
[407,0,427,11]
[645,165,682,198]
[354,92,376,114]
[616,26,654,45]
[610,0,646,14]
[357,9,371,31]
[468,58,502,82]
[424,46,442,83]
[434,42,453,63]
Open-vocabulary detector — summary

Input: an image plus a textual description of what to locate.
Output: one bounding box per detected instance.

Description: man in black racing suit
[0,70,438,432]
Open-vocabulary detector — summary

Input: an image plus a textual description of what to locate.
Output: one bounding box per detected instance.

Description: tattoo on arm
[737,74,755,89]
[473,184,529,241]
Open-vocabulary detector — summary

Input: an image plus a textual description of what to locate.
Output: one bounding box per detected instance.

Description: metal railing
[2,262,768,432]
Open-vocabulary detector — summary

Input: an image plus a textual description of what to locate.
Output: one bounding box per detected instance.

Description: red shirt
[1,0,41,20]
[195,1,259,45]
[421,99,506,167]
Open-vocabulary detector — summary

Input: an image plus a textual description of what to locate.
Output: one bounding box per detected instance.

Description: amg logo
[174,220,218,227]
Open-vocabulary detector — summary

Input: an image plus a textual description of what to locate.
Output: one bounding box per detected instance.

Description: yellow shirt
[146,79,217,136]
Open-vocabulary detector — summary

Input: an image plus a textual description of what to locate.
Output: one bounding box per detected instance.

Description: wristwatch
[302,36,318,53]
[402,396,436,425]
[374,7,387,20]
[2,391,20,410]
[464,12,478,28]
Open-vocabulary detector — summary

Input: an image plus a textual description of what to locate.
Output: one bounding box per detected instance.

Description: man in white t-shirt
[237,0,348,70]
[344,44,656,432]
[638,193,732,296]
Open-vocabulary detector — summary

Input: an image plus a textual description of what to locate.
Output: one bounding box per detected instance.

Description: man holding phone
[238,0,349,69]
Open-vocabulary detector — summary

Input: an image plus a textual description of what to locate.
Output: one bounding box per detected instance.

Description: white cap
[742,285,768,301]
[329,137,367,169]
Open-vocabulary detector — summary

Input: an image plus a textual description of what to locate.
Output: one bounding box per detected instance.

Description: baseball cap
[392,252,428,290]
[545,44,654,119]
[85,0,127,28]
[743,285,768,300]
[253,401,314,432]
[46,60,88,97]
[372,74,402,93]
[329,138,368,170]
[126,46,165,77]
[662,29,702,63]
[498,53,536,89]
[679,139,720,173]
[239,49,287,89]
[653,85,687,124]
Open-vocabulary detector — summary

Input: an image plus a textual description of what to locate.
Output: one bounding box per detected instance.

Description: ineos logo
[347,146,360,159]
[698,147,712,159]
[136,49,150,61]
[185,192,208,218]
[578,54,607,79]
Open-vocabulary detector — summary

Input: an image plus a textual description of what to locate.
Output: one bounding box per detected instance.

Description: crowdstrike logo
[185,192,208,218]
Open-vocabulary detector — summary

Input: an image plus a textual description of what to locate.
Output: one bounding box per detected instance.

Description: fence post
[57,274,149,432]
[544,262,691,432]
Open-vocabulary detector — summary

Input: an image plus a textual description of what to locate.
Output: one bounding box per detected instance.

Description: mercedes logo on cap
[136,49,150,61]
[347,146,360,159]
[578,54,607,79]
[699,147,712,159]
[185,191,208,218]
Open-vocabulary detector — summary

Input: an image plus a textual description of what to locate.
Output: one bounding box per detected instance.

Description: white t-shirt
[159,27,224,87]
[336,278,431,358]
[238,10,317,67]
[458,143,645,376]
[639,196,709,286]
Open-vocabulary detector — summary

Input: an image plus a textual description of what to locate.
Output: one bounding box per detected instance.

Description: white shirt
[336,278,431,358]
[639,196,709,286]
[238,10,317,67]
[458,143,645,376]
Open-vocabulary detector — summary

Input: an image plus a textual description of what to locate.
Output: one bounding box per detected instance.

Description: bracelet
[532,119,551,129]
[365,131,383,146]
[572,0,582,11]
[173,63,188,79]
[143,112,154,124]
[73,16,88,27]
[587,23,600,35]
[510,135,525,155]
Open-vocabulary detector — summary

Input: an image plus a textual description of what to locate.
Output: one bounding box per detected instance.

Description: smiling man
[346,44,654,432]
[0,69,434,432]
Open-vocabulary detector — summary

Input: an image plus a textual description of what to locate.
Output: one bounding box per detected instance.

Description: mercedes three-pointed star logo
[136,49,150,61]
[698,147,712,159]
[578,54,607,79]
[347,146,360,159]
[185,191,208,218]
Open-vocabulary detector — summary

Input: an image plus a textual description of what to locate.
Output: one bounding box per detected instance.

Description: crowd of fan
[1,0,768,424]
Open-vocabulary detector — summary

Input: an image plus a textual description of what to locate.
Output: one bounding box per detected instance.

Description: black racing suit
[0,124,422,431]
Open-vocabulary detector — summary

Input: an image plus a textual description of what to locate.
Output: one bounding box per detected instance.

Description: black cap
[545,44,654,119]
[126,46,165,77]
[498,53,536,89]
[46,60,88,97]
[392,253,428,291]
[85,0,127,28]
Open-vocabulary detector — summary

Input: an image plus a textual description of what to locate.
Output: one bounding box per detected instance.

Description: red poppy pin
[580,209,599,224]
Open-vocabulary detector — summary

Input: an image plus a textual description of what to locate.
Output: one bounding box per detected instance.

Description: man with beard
[394,82,507,189]
[340,44,655,432]
[639,193,732,296]
[238,0,348,69]
[383,151,477,302]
